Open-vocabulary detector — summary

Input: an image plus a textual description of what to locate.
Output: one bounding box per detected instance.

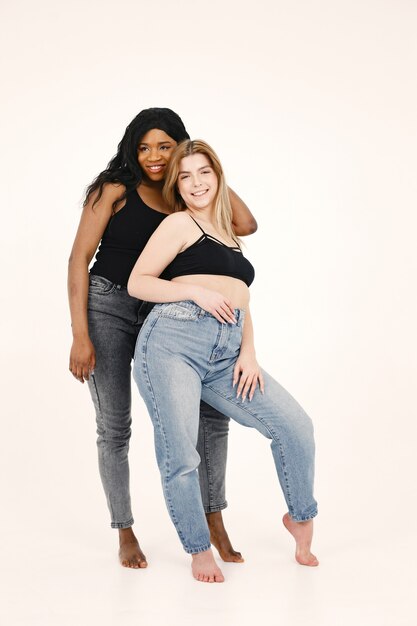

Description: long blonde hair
[163,139,238,245]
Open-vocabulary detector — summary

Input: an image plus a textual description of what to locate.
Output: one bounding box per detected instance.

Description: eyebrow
[138,141,173,146]
[179,166,212,174]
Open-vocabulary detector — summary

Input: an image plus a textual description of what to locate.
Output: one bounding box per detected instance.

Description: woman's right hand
[193,287,237,324]
[69,336,96,383]
[68,183,124,383]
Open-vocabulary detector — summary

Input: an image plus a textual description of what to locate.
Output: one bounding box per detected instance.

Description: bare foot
[206,511,244,563]
[118,527,148,569]
[191,548,225,583]
[282,513,319,566]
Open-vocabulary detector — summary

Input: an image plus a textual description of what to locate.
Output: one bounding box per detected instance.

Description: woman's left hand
[233,351,265,402]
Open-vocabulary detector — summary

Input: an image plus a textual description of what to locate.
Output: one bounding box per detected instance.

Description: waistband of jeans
[153,300,246,324]
[89,273,126,290]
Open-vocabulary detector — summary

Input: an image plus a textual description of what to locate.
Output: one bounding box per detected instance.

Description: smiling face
[137,128,177,182]
[176,153,219,213]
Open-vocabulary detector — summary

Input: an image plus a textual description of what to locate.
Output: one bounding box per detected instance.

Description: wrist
[189,284,204,301]
[240,344,256,357]
[72,328,90,340]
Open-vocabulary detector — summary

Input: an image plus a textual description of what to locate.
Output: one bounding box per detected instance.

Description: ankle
[119,527,136,543]
[192,548,212,559]
[206,511,225,530]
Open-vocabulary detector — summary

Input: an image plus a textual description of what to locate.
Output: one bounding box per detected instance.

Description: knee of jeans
[96,419,132,445]
[165,449,201,481]
[291,410,315,447]
[298,409,314,434]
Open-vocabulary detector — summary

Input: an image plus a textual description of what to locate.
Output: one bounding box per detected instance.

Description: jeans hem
[204,500,228,514]
[184,542,212,555]
[290,510,318,522]
[111,518,134,529]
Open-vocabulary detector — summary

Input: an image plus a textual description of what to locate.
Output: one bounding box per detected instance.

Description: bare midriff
[172,275,250,310]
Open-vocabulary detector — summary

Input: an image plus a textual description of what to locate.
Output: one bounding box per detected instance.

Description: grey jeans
[87,274,230,528]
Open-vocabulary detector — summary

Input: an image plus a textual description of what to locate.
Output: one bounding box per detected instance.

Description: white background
[1,1,416,624]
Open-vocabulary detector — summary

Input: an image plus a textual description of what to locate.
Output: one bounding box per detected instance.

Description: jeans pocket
[89,274,117,296]
[159,302,199,321]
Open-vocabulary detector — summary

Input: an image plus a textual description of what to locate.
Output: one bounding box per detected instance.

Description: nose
[192,174,202,187]
[148,148,160,161]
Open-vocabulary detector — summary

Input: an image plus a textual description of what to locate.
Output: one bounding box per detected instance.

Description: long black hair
[84,107,190,211]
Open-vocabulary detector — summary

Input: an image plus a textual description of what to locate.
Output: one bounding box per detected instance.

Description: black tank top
[90,189,167,286]
[162,216,255,287]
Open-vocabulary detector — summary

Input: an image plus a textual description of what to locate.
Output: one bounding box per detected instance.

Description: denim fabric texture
[87,275,230,528]
[134,301,317,554]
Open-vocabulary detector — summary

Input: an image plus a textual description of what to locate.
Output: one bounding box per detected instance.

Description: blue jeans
[133,301,317,554]
[87,275,230,528]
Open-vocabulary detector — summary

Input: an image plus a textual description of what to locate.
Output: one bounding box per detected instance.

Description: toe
[296,553,319,567]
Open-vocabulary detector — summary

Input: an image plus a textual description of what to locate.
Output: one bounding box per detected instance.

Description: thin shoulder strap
[188,214,206,235]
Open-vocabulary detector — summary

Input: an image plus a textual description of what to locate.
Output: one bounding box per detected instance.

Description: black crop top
[162,216,255,287]
[90,189,167,286]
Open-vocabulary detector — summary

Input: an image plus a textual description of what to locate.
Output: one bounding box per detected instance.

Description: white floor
[2,375,417,626]
[3,526,415,626]
[2,467,416,626]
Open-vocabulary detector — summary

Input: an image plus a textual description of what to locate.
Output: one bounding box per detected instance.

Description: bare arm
[240,305,256,355]
[228,187,257,236]
[127,213,236,324]
[233,306,264,401]
[67,184,124,382]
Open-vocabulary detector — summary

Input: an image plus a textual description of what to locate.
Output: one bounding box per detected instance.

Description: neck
[186,206,215,224]
[140,177,164,191]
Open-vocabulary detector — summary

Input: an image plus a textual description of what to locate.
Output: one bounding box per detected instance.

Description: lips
[191,189,208,197]
[146,164,165,174]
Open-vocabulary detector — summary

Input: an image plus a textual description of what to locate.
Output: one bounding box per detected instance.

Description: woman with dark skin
[67,108,257,568]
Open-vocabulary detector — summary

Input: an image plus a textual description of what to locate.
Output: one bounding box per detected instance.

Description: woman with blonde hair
[128,139,318,582]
